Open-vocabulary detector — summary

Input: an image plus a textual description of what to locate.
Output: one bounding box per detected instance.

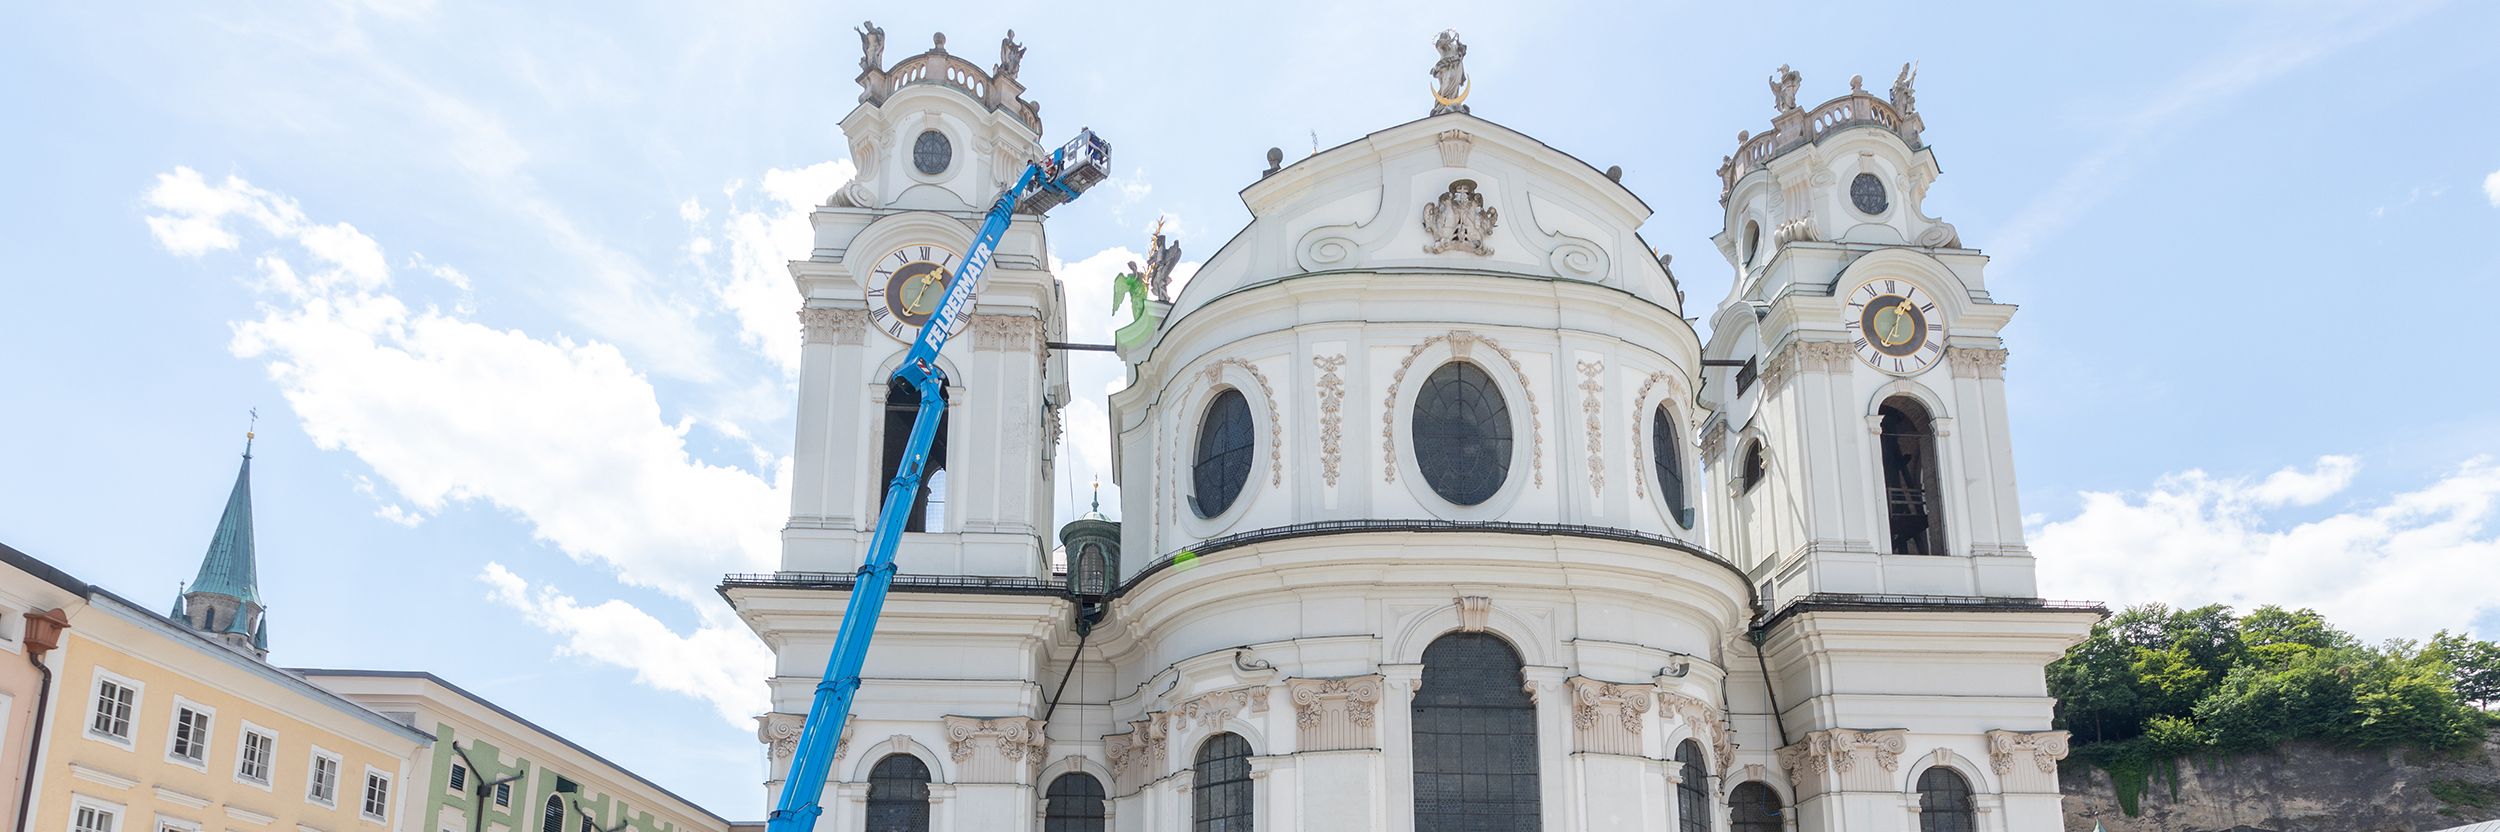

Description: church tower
[173,432,269,659]
[778,26,1070,580]
[1698,66,2090,830]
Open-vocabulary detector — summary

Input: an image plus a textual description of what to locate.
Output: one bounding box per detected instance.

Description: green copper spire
[191,434,261,605]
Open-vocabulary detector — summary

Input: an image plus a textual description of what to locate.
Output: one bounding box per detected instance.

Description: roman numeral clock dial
[1843,278,1946,375]
[862,243,963,342]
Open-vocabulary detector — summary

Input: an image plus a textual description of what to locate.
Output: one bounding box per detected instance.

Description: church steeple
[179,428,268,659]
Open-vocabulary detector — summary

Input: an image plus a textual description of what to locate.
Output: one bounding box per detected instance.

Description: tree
[2049,622,2145,744]
[2427,631,2500,710]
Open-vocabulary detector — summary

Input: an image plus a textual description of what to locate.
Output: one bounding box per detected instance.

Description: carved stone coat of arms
[1422,178,1498,256]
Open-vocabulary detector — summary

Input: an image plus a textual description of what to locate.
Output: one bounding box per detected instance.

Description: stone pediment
[1168,114,1678,324]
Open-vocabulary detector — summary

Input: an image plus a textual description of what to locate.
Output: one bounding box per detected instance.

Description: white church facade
[726,28,2100,832]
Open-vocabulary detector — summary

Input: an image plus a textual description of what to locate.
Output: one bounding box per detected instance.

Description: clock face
[1845,278,1945,375]
[863,243,962,341]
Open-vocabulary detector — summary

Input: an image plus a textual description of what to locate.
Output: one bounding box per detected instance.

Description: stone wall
[2060,730,2500,832]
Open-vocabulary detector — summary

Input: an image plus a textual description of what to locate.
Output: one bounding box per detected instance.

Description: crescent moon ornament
[1431,78,1472,107]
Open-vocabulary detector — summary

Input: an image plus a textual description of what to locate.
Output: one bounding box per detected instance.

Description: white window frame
[85,670,143,750]
[446,762,465,794]
[493,781,511,807]
[152,814,202,832]
[163,697,214,770]
[67,795,124,832]
[234,721,278,789]
[306,746,343,808]
[359,766,391,823]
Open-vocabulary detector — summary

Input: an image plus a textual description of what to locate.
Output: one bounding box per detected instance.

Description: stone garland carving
[1576,360,1606,496]
[799,306,868,346]
[1380,331,1543,487]
[1948,347,2009,380]
[1567,677,1651,756]
[1312,354,1347,488]
[1180,686,1269,729]
[1202,359,1285,486]
[1629,370,1692,500]
[1288,675,1384,752]
[943,715,1046,783]
[1657,691,1737,775]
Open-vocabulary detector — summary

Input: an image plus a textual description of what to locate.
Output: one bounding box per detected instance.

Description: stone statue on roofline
[1770,64,1803,112]
[1429,29,1471,116]
[995,29,1026,81]
[1891,61,1919,114]
[856,21,885,73]
[1143,217,1182,304]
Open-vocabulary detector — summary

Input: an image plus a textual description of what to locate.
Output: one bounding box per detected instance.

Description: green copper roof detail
[252,615,268,650]
[191,445,260,604]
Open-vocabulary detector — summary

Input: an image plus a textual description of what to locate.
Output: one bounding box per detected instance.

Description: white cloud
[2484,168,2500,206]
[143,166,783,722]
[482,564,770,726]
[700,160,853,374]
[2033,455,2500,641]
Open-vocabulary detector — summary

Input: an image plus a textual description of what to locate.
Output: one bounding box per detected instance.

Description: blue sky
[5,0,2498,818]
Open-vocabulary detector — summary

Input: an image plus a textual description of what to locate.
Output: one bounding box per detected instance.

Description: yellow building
[10,443,436,832]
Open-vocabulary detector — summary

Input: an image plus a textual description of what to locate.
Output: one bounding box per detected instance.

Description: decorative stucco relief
[970,314,1041,352]
[1288,675,1383,752]
[1777,728,1907,797]
[1986,728,2070,793]
[1567,677,1650,756]
[943,715,1046,783]
[1203,358,1284,486]
[799,306,868,346]
[1180,686,1269,730]
[1657,690,1737,774]
[1313,354,1347,487]
[1948,347,2008,379]
[1630,369,1695,499]
[1576,360,1605,496]
[1381,331,1543,487]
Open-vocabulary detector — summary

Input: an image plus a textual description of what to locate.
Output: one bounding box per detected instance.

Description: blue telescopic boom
[764,129,1110,832]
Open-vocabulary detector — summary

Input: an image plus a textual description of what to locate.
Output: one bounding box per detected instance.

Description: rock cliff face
[2060,732,2500,832]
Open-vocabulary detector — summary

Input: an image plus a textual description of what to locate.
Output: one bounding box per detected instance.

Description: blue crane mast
[764,128,1111,832]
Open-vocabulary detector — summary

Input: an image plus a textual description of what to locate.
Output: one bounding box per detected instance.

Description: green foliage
[2051,603,2487,766]
[2431,778,2500,812]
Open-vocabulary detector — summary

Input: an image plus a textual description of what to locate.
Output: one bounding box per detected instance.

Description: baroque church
[729,27,2100,832]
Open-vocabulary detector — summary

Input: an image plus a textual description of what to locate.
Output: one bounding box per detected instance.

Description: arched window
[1192,389,1255,518]
[1729,781,1783,832]
[880,377,950,533]
[1674,740,1709,832]
[1072,543,1110,597]
[540,795,565,832]
[1739,440,1767,494]
[1878,396,1946,555]
[1413,362,1513,506]
[1916,767,1976,832]
[865,754,931,832]
[1191,733,1253,832]
[1043,772,1106,832]
[1412,633,1538,828]
[577,813,594,832]
[1743,220,1762,267]
[1653,405,1690,527]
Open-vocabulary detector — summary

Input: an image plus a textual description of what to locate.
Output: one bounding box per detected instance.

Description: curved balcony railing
[860,47,1043,134]
[1719,90,1922,202]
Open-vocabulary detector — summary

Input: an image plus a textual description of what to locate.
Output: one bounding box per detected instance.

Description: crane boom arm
[764,129,1110,832]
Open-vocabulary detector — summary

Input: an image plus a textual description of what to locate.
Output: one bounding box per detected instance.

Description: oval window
[1652,405,1689,527]
[912,130,952,175]
[1192,389,1255,518]
[1851,172,1889,214]
[1413,362,1514,506]
[1742,220,1761,265]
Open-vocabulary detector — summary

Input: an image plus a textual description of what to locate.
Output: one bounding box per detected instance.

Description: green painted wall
[410,724,705,832]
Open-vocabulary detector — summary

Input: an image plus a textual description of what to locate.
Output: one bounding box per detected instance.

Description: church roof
[190,443,260,605]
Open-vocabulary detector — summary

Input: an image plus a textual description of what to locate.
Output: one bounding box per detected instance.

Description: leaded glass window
[866,755,931,832]
[1192,389,1254,518]
[1043,772,1107,832]
[1674,740,1709,832]
[1851,172,1889,214]
[912,130,952,175]
[1729,782,1782,832]
[1413,362,1513,506]
[1192,734,1253,832]
[1412,632,1538,830]
[1653,405,1688,526]
[1879,397,1945,555]
[1917,768,1976,832]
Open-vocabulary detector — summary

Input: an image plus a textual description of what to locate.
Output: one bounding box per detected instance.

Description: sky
[4,0,2499,819]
